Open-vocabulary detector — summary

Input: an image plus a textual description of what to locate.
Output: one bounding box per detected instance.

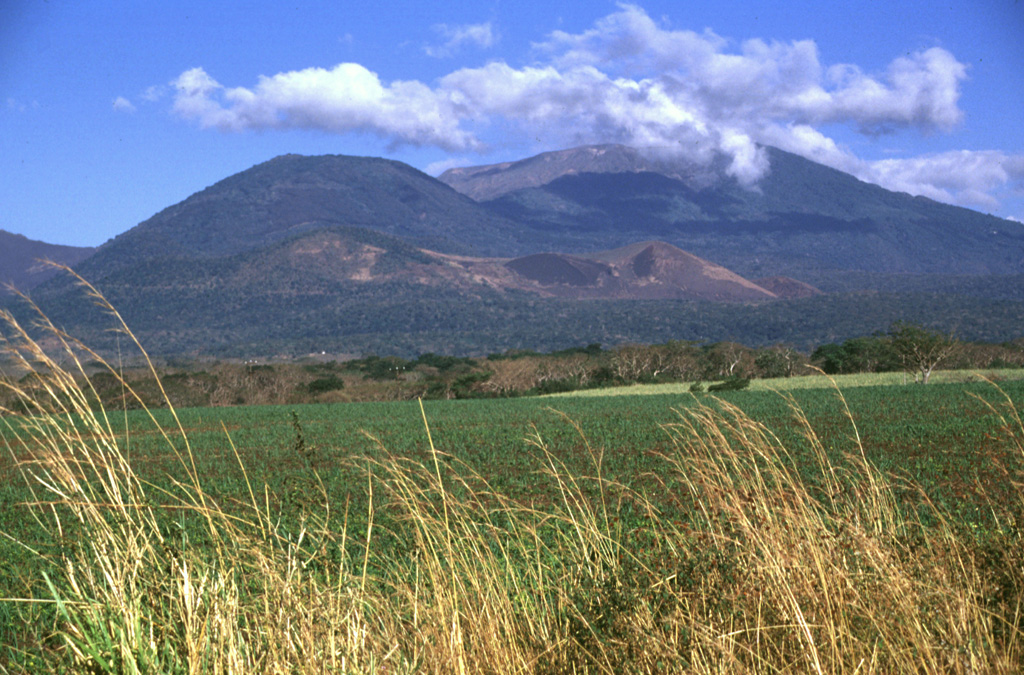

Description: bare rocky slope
[423,240,792,302]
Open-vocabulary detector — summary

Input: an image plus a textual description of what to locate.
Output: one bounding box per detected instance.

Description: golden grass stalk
[0,272,1022,673]
[0,278,393,673]
[658,392,1022,673]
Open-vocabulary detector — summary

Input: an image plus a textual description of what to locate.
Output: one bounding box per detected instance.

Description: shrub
[531,377,581,395]
[707,375,750,391]
[306,374,345,394]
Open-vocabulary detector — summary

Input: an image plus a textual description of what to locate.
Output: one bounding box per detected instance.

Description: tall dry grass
[1,277,1022,673]
[653,396,1023,672]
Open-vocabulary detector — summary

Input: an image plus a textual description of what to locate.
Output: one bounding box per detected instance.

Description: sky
[3,0,1023,248]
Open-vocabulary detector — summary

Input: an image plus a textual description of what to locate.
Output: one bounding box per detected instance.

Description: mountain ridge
[446,145,1024,281]
[439,144,717,201]
[6,144,1023,358]
[0,229,96,294]
[86,153,527,271]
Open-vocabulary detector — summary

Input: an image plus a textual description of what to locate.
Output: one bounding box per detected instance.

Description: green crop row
[3,350,1024,672]
[6,378,1015,528]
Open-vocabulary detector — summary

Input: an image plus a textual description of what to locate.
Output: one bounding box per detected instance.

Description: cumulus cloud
[164,4,1023,211]
[864,151,1024,210]
[425,157,471,176]
[112,96,136,113]
[171,64,479,151]
[141,85,167,102]
[824,48,966,133]
[758,123,1024,211]
[532,4,965,136]
[439,60,766,183]
[425,22,496,58]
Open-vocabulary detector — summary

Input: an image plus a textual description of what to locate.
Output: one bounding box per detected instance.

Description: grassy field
[2,303,1024,672]
[544,367,1024,397]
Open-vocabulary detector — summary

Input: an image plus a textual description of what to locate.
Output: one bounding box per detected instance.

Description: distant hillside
[443,145,1024,285]
[753,276,822,299]
[11,146,1024,359]
[19,222,1023,359]
[83,153,526,276]
[0,229,95,294]
[22,222,786,350]
[439,144,716,201]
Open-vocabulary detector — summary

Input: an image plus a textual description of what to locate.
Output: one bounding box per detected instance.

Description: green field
[127,379,1024,514]
[6,378,1022,517]
[3,370,1024,672]
[544,367,1024,397]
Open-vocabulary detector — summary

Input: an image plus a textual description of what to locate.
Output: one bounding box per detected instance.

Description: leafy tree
[414,353,475,372]
[699,342,752,380]
[753,345,804,378]
[306,375,345,394]
[811,336,900,374]
[708,376,751,392]
[811,343,849,374]
[354,355,409,380]
[888,321,958,384]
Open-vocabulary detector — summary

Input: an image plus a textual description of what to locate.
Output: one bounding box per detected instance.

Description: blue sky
[3,1,1023,248]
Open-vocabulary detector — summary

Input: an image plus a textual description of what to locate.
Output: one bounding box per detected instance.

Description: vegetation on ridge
[5,145,1024,360]
[472,146,1024,279]
[12,260,1024,360]
[3,314,1019,409]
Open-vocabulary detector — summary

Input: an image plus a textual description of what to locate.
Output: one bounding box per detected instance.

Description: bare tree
[612,343,654,382]
[659,340,701,381]
[889,322,958,384]
[700,342,752,380]
[558,353,593,387]
[482,357,543,395]
[754,344,805,379]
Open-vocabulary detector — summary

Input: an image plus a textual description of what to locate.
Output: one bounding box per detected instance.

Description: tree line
[6,322,1018,412]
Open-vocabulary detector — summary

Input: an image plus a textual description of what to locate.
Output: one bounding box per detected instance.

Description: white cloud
[426,22,497,58]
[172,67,235,129]
[164,4,1023,213]
[425,157,470,176]
[824,48,966,133]
[112,96,136,113]
[758,123,858,173]
[532,4,965,135]
[439,61,763,182]
[141,85,167,102]
[171,64,479,150]
[757,123,1024,213]
[864,151,1024,210]
[535,3,727,72]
